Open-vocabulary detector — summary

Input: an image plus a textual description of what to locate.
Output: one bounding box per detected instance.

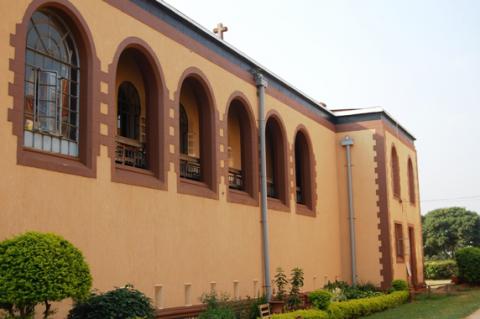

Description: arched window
[23,10,80,156]
[227,98,255,195]
[265,115,288,205]
[408,158,416,204]
[115,49,150,170]
[294,130,313,210]
[117,81,140,140]
[178,75,216,191]
[391,146,401,199]
[179,104,189,155]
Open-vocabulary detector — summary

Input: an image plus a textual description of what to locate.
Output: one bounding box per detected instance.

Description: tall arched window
[408,158,416,204]
[294,130,313,210]
[178,75,216,191]
[24,10,80,156]
[391,146,401,199]
[227,98,255,195]
[115,49,149,170]
[265,115,288,205]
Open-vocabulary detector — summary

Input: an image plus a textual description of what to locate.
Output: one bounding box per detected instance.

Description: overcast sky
[164,0,480,214]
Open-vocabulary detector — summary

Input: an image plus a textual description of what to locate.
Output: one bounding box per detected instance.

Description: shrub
[274,268,289,301]
[308,290,332,310]
[68,285,154,319]
[323,281,381,300]
[271,309,329,319]
[456,247,480,284]
[424,260,458,279]
[287,267,304,310]
[327,291,409,319]
[0,232,92,318]
[198,291,235,319]
[391,279,408,291]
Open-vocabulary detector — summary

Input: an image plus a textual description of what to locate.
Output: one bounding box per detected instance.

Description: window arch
[408,158,416,204]
[177,73,216,193]
[294,129,314,210]
[391,146,401,199]
[114,49,151,170]
[265,114,288,205]
[23,10,80,156]
[226,97,256,196]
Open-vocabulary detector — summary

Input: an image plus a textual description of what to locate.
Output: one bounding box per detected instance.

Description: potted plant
[270,267,288,313]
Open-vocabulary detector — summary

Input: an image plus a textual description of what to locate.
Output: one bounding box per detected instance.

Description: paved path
[465,308,480,319]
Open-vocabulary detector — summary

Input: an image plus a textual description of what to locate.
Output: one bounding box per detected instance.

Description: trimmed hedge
[272,309,329,319]
[272,291,409,319]
[424,260,458,280]
[327,291,409,319]
[456,247,480,284]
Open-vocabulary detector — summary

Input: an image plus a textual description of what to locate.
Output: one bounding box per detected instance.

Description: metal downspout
[341,136,357,286]
[255,72,271,300]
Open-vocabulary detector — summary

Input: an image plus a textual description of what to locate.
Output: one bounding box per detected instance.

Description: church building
[0,0,424,316]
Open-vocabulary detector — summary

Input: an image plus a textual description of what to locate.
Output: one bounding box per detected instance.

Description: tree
[422,207,480,259]
[0,232,92,318]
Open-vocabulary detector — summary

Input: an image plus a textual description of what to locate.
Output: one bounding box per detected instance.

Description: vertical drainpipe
[341,136,357,286]
[255,71,272,300]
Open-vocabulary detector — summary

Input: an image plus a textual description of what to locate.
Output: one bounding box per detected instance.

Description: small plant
[0,232,92,319]
[198,291,235,319]
[308,290,332,310]
[391,279,408,291]
[68,285,154,319]
[287,267,304,310]
[274,268,289,301]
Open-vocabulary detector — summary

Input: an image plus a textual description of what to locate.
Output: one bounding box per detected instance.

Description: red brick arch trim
[172,67,219,199]
[265,109,290,212]
[224,91,259,206]
[103,37,168,190]
[7,0,100,177]
[293,124,317,216]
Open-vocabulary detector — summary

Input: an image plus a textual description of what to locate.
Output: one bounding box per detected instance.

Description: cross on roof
[213,22,228,40]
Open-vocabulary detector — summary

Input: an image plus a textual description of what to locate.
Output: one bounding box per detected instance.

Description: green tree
[0,232,92,318]
[423,207,480,258]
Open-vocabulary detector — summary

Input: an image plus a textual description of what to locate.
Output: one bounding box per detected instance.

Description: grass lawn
[364,288,480,319]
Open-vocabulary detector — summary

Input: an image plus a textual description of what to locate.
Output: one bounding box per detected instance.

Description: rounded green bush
[424,260,458,280]
[456,247,480,284]
[0,232,92,317]
[308,290,332,310]
[391,279,408,291]
[68,285,155,319]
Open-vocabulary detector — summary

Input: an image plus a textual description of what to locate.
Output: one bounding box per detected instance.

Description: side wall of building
[0,0,350,312]
[384,130,424,285]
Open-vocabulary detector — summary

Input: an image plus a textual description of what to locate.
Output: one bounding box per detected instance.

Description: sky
[164,0,480,214]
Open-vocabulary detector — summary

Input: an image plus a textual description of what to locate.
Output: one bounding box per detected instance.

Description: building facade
[0,0,424,315]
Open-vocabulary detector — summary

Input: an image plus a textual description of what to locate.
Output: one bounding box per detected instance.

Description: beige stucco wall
[384,131,424,284]
[0,1,350,315]
[335,129,383,286]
